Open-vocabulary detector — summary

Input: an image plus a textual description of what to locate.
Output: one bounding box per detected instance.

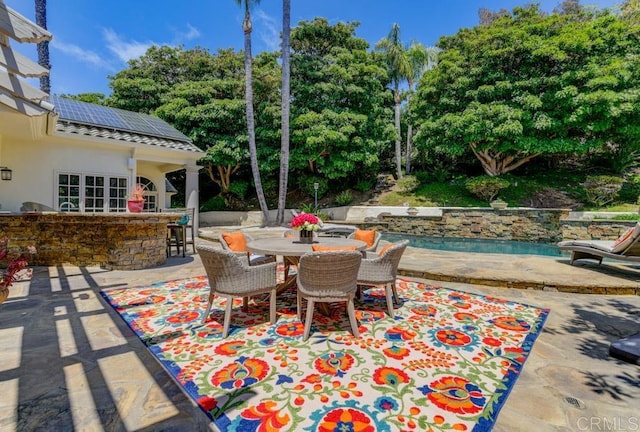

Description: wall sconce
[0,167,11,181]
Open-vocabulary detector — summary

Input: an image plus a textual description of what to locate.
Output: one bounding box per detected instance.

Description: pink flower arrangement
[290,213,320,231]
[1,238,36,290]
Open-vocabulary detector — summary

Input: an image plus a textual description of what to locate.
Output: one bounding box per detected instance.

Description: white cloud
[102,28,154,63]
[176,24,201,42]
[51,39,114,71]
[254,9,280,52]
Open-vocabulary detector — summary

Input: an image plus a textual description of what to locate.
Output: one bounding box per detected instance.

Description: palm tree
[35,0,50,93]
[376,23,411,179]
[404,43,439,174]
[235,0,270,224]
[276,0,291,225]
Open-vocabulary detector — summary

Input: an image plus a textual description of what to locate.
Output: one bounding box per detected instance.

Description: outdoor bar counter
[0,212,179,270]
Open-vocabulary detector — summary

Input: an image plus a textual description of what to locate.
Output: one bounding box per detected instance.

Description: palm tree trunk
[35,0,50,93]
[405,124,413,174]
[276,0,291,225]
[242,6,270,224]
[394,88,402,179]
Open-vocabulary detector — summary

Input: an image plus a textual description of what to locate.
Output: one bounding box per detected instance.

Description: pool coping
[199,227,640,296]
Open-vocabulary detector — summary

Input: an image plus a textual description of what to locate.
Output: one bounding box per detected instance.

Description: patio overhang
[0,2,52,43]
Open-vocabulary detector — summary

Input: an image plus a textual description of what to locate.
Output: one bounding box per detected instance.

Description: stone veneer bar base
[0,213,179,270]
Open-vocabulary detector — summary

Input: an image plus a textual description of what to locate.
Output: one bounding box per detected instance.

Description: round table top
[247,236,367,256]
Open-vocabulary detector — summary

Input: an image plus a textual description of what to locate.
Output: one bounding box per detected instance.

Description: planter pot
[0,287,8,304]
[127,199,145,213]
[490,201,508,210]
[406,207,419,216]
[299,230,314,244]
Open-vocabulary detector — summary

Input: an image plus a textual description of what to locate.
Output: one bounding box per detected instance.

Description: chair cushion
[378,243,394,256]
[222,232,247,252]
[177,214,190,225]
[611,223,640,253]
[312,245,358,252]
[354,229,376,247]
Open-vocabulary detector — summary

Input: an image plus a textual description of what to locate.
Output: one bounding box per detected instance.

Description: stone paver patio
[1,229,639,431]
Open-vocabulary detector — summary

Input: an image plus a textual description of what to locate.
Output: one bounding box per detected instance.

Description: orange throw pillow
[378,243,394,257]
[312,245,358,252]
[354,229,376,247]
[222,232,247,252]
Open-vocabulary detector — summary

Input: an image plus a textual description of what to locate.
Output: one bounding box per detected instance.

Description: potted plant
[290,212,320,243]
[127,183,146,213]
[490,198,508,210]
[1,238,36,304]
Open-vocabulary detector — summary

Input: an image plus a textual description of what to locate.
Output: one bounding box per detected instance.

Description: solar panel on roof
[49,95,190,142]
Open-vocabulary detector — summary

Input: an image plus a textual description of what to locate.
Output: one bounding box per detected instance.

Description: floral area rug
[100,272,549,432]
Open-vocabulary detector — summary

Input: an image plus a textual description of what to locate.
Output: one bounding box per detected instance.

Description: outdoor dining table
[247,236,367,315]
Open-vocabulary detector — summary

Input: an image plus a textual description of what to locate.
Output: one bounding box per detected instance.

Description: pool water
[382,233,566,257]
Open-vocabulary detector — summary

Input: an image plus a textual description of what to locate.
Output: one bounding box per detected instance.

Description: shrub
[397,175,420,193]
[228,181,249,199]
[299,203,315,213]
[335,190,353,206]
[465,176,510,201]
[300,177,328,199]
[355,179,374,193]
[317,210,330,221]
[200,195,226,211]
[583,175,624,207]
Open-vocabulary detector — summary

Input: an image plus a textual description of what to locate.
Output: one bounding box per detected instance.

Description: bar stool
[166,223,186,257]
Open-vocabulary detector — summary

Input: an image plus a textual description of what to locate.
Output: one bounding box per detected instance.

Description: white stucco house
[0,2,203,229]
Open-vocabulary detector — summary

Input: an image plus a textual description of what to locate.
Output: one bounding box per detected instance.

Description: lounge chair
[290,209,357,237]
[558,223,640,264]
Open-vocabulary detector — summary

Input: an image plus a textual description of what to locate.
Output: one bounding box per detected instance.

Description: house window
[136,176,158,211]
[57,173,128,212]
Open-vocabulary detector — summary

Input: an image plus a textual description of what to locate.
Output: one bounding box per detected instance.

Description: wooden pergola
[0,0,52,116]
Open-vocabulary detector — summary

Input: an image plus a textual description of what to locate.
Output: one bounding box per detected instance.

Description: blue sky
[6,0,622,96]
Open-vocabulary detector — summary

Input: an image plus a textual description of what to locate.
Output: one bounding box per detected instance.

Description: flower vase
[299,229,314,244]
[127,199,144,213]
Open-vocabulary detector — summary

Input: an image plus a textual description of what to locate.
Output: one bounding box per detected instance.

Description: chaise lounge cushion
[557,240,615,253]
[611,223,640,253]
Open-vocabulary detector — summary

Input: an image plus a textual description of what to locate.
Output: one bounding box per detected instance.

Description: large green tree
[404,43,439,174]
[375,23,411,179]
[412,4,640,176]
[289,19,394,196]
[109,45,218,113]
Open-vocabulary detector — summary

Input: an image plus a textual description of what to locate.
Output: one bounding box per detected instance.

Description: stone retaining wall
[380,208,571,242]
[0,213,176,270]
[560,219,636,240]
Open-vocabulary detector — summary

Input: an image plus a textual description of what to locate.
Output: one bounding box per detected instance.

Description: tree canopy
[67,2,640,208]
[412,4,640,176]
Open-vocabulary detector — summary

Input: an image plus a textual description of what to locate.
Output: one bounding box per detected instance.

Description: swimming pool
[382,233,566,257]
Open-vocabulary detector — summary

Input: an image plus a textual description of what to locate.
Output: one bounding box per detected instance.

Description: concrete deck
[1,228,639,431]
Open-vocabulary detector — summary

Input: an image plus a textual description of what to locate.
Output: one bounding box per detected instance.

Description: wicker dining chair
[296,250,362,340]
[197,244,278,338]
[356,240,409,317]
